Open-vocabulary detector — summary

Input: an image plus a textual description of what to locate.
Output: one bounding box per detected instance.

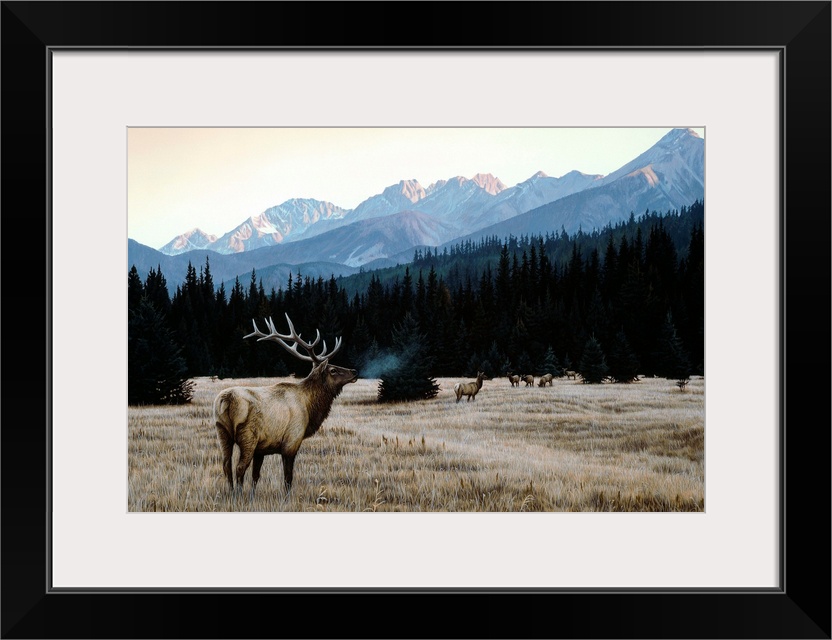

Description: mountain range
[130,127,704,289]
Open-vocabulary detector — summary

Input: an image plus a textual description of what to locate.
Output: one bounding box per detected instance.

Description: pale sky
[128,127,704,250]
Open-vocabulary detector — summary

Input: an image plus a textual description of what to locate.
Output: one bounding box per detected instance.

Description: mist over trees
[376,312,441,402]
[128,202,703,403]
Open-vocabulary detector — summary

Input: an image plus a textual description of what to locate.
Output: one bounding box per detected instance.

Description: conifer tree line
[128,202,703,403]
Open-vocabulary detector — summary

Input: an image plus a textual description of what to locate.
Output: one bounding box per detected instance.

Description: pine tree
[348,315,372,370]
[319,298,343,358]
[483,341,503,379]
[584,288,608,341]
[363,338,382,373]
[540,345,559,376]
[377,313,440,402]
[515,351,533,378]
[680,223,705,374]
[446,318,469,375]
[414,270,426,325]
[578,335,609,383]
[607,328,640,383]
[652,311,692,380]
[128,265,144,311]
[561,352,572,376]
[400,266,413,318]
[128,297,194,405]
[145,265,171,315]
[498,355,513,378]
[462,352,478,378]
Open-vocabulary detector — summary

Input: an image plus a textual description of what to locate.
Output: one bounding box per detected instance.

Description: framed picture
[124,124,709,518]
[4,2,829,638]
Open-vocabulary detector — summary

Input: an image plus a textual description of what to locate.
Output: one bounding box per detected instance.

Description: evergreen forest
[128,202,703,404]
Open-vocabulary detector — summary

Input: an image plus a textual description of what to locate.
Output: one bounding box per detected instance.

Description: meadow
[128,375,704,512]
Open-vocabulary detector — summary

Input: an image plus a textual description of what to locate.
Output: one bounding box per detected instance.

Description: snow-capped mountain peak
[471,172,508,195]
[593,127,704,189]
[391,179,426,204]
[425,179,446,195]
[158,228,218,254]
[656,127,702,147]
[202,198,348,254]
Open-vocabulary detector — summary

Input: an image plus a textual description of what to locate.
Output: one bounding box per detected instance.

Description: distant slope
[129,207,450,287]
[275,210,458,267]
[219,261,361,294]
[452,128,704,244]
[128,239,359,291]
[468,170,602,229]
[335,200,705,298]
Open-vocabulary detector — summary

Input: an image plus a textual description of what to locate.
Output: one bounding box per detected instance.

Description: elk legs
[235,436,256,492]
[251,453,265,493]
[281,453,296,491]
[216,427,235,490]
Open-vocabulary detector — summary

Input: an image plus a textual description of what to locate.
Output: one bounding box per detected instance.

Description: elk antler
[244,313,342,364]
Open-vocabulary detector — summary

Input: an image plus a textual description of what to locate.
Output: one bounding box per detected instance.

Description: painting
[8,1,825,633]
[127,126,705,513]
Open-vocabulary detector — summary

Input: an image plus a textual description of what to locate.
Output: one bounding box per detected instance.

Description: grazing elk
[507,372,520,387]
[538,373,554,387]
[454,371,487,402]
[521,374,535,387]
[213,314,358,495]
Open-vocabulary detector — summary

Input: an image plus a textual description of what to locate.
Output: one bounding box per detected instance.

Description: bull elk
[454,371,487,402]
[507,372,520,387]
[212,313,358,495]
[538,373,554,387]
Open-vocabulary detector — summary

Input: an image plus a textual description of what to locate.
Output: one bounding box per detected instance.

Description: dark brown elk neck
[299,375,339,437]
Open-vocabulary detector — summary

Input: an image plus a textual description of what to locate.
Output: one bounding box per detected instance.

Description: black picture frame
[2,2,829,638]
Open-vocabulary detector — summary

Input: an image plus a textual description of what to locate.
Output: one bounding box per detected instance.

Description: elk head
[244,313,358,389]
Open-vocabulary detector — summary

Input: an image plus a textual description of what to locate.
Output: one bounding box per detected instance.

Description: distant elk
[507,372,520,387]
[212,314,358,495]
[454,371,487,402]
[521,374,535,387]
[538,373,554,387]
[563,369,579,380]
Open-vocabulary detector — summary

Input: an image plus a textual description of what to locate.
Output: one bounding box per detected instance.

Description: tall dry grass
[128,375,704,512]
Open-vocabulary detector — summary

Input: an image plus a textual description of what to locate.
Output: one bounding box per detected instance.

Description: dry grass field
[128,375,704,512]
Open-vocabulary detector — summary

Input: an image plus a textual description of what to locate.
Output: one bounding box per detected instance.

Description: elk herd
[452,367,577,403]
[445,368,582,409]
[507,369,579,387]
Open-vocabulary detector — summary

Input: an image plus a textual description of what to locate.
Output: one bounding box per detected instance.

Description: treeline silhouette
[128,201,703,402]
